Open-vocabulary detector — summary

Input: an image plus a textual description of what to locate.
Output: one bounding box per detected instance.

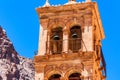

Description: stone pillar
[81,69,89,80]
[35,73,44,80]
[84,76,89,80]
[63,27,69,53]
[46,31,50,55]
[38,25,48,55]
[60,77,65,80]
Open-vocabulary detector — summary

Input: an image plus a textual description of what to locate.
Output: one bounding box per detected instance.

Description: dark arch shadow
[69,73,81,80]
[50,27,63,54]
[48,74,61,80]
[69,25,82,53]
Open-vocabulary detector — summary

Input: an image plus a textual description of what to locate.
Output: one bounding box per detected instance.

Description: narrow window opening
[50,27,63,54]
[69,26,82,53]
[69,73,81,80]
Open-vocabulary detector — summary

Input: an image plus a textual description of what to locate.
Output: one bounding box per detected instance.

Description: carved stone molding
[34,52,93,62]
[59,63,70,72]
[44,65,54,74]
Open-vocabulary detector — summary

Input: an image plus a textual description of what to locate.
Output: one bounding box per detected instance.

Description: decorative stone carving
[44,65,54,74]
[59,63,70,71]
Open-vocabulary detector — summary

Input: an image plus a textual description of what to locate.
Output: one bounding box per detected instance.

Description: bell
[72,32,78,38]
[53,34,60,40]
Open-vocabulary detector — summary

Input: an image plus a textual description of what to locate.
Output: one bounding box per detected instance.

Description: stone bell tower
[34,0,106,80]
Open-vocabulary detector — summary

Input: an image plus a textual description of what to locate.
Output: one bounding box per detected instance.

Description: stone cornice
[34,52,94,63]
[36,2,95,14]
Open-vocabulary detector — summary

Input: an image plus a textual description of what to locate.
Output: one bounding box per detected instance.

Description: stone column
[46,31,50,55]
[35,73,44,80]
[38,26,48,55]
[84,76,89,80]
[60,77,65,80]
[62,27,69,53]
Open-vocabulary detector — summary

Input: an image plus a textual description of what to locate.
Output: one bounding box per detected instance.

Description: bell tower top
[35,1,106,80]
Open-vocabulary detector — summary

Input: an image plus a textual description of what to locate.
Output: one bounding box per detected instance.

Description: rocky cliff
[0,26,34,80]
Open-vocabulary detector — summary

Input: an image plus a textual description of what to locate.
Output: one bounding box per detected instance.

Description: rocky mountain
[0,26,34,80]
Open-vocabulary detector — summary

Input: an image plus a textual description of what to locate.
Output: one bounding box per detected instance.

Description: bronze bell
[53,34,60,40]
[72,32,78,38]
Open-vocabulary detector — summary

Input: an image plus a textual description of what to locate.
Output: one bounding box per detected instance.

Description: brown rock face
[0,27,19,64]
[0,26,34,80]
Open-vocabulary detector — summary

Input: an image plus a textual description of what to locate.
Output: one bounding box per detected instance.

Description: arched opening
[48,74,61,80]
[50,27,63,54]
[69,73,81,80]
[69,25,82,53]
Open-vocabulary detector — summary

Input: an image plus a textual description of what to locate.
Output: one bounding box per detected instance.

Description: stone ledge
[34,51,94,63]
[36,2,95,14]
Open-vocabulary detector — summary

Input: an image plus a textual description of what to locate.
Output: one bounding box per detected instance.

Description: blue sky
[0,0,119,80]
